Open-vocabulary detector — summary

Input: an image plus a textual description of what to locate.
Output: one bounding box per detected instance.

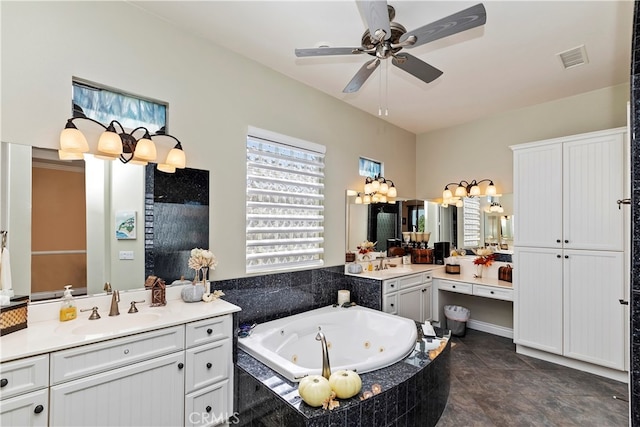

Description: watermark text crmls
[188,411,240,425]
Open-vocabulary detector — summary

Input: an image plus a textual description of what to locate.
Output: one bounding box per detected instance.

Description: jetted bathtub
[238,305,418,382]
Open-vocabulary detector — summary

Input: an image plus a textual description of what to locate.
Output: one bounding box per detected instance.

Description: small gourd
[298,375,332,407]
[328,370,362,399]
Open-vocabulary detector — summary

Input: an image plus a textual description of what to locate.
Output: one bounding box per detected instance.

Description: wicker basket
[1,295,29,336]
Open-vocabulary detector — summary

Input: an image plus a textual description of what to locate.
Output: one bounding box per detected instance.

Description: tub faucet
[109,290,120,316]
[315,330,331,379]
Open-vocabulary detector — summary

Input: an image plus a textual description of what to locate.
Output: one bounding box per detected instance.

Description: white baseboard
[467,319,513,339]
[516,344,629,383]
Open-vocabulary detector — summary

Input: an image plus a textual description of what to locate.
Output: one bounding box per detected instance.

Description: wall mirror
[1,142,209,302]
[345,191,441,254]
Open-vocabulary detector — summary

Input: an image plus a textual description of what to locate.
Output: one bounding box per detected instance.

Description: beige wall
[0,2,416,282]
[416,83,629,200]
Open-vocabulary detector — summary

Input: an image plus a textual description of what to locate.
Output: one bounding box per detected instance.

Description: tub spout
[315,331,331,379]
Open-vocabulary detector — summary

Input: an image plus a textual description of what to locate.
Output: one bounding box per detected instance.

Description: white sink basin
[56,313,161,336]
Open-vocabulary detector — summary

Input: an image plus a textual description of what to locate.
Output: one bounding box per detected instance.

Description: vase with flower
[181,248,218,303]
[473,248,496,278]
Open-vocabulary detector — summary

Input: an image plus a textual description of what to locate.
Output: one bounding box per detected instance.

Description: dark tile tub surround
[212,266,381,325]
[235,329,451,427]
[631,2,640,424]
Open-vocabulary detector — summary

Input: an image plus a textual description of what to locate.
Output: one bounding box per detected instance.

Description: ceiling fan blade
[295,47,365,57]
[391,53,443,84]
[343,58,381,93]
[357,1,391,41]
[400,3,486,48]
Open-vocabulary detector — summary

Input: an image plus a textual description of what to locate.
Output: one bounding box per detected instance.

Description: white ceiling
[128,1,634,135]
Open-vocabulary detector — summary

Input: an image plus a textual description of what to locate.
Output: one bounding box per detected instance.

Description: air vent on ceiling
[557,45,589,70]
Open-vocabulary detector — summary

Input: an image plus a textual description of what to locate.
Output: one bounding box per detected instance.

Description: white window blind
[246,128,325,273]
[462,197,481,248]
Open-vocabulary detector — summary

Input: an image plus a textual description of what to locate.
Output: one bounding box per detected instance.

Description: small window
[72,79,167,132]
[246,127,325,273]
[359,157,382,178]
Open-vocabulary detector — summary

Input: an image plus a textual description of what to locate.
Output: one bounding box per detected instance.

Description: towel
[0,248,14,301]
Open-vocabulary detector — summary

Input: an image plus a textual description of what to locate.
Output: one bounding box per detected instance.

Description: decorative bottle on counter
[59,285,77,321]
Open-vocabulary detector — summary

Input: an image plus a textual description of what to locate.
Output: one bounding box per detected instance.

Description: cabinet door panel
[185,339,230,393]
[397,287,422,322]
[514,248,563,354]
[50,352,184,427]
[0,389,48,427]
[421,285,432,322]
[563,250,625,369]
[513,143,563,248]
[563,134,625,251]
[185,380,229,427]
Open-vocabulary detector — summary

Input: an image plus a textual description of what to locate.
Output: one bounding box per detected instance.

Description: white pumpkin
[329,370,362,399]
[298,375,332,407]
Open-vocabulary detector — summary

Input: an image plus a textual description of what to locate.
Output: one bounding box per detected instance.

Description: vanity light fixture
[58,117,187,173]
[441,179,497,206]
[356,175,398,204]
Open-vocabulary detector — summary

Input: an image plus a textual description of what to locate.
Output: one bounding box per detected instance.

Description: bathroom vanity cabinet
[382,272,432,322]
[512,127,629,378]
[0,354,49,426]
[0,293,239,427]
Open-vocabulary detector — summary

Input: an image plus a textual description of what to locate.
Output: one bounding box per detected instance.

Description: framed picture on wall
[115,211,137,240]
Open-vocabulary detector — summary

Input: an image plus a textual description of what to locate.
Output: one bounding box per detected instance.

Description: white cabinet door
[563,134,625,251]
[514,247,563,354]
[0,389,48,427]
[421,284,432,322]
[397,286,422,322]
[50,352,184,427]
[563,250,626,369]
[513,142,563,248]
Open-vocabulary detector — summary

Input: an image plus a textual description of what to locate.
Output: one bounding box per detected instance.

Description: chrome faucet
[315,329,331,379]
[109,290,120,316]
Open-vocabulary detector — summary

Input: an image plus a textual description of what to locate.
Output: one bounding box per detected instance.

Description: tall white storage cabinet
[512,127,628,375]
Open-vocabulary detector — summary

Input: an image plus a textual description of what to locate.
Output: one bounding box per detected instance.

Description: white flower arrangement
[188,248,218,271]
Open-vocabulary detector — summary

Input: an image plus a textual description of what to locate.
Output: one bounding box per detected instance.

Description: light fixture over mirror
[355,174,397,204]
[59,117,187,173]
[441,179,497,207]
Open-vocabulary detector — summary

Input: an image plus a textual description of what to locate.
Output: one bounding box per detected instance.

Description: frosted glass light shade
[455,199,464,207]
[380,182,389,194]
[485,184,497,196]
[165,148,186,169]
[387,186,397,198]
[133,137,157,161]
[364,183,373,194]
[470,185,481,196]
[58,150,84,160]
[157,163,176,173]
[372,180,380,192]
[97,131,123,155]
[60,128,89,153]
[442,189,453,200]
[454,185,467,197]
[363,195,371,204]
[355,196,363,204]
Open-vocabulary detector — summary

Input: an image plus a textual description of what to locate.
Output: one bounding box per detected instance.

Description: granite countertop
[344,263,443,280]
[0,286,241,362]
[237,324,451,420]
[431,269,513,289]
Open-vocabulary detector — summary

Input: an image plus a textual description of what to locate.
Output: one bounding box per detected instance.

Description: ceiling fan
[295,1,487,93]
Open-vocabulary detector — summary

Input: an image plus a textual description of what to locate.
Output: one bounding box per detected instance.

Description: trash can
[444,305,470,337]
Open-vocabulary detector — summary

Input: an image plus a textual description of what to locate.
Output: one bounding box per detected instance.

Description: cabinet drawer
[50,325,184,384]
[186,315,231,348]
[185,380,229,427]
[382,294,397,315]
[185,339,230,393]
[0,354,49,400]
[382,279,398,295]
[473,284,513,301]
[0,388,48,427]
[437,280,472,295]
[398,273,423,289]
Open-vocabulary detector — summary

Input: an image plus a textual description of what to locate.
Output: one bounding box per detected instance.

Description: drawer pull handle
[452,285,456,288]
[564,240,569,244]
[206,406,212,413]
[207,328,213,335]
[0,378,7,387]
[178,363,184,370]
[390,284,395,288]
[490,291,494,294]
[421,289,426,293]
[390,304,394,307]
[557,239,561,243]
[206,362,213,369]
[34,405,44,414]
[564,255,569,259]
[124,349,129,355]
[557,254,561,258]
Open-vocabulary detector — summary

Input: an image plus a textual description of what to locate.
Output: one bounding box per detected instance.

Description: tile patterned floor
[436,329,630,427]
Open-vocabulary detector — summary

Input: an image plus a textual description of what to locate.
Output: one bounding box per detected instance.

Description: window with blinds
[462,197,481,248]
[246,127,325,273]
